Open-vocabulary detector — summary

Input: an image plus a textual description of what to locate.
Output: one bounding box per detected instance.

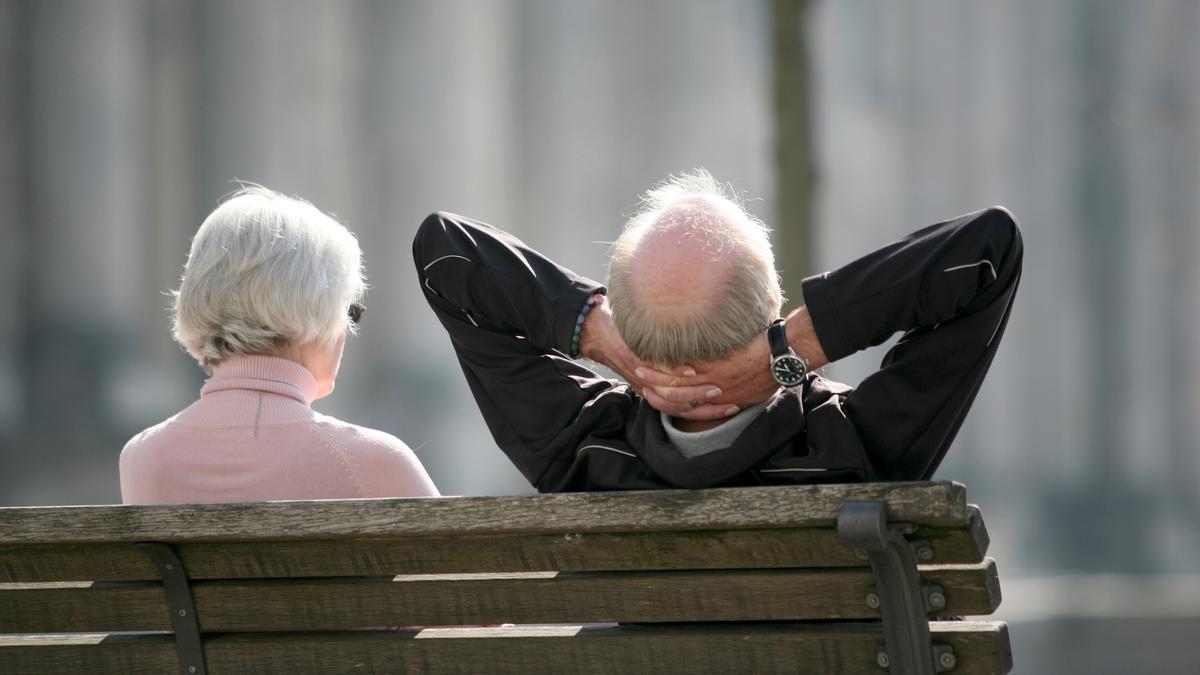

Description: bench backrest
[0,481,1011,673]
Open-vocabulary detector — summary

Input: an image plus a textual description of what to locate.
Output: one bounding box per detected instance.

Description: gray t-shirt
[660,399,771,458]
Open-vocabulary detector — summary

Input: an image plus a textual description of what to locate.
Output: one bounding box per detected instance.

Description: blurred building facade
[810,2,1200,670]
[1,1,1199,671]
[0,0,774,501]
[813,0,1200,577]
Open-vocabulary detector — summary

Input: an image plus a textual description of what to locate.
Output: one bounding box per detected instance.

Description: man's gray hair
[172,185,365,371]
[607,170,783,366]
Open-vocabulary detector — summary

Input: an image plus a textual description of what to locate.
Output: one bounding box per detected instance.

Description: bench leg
[139,542,207,675]
[838,501,956,674]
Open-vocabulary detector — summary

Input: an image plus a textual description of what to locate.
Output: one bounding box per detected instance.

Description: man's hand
[637,307,830,420]
[579,299,736,420]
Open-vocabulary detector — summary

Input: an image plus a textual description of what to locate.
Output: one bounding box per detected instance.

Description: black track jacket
[414,207,1022,492]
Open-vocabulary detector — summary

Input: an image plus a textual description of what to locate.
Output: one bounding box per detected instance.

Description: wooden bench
[0,481,1011,674]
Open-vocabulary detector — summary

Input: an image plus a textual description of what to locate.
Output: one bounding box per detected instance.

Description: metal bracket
[838,501,956,674]
[138,542,207,675]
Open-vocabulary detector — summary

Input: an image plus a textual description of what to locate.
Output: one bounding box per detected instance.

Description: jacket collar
[627,386,809,489]
[201,354,318,406]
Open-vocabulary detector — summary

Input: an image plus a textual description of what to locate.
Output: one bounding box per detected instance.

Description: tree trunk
[771,0,816,306]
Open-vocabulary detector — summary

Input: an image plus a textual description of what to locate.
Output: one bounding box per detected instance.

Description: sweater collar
[201,354,318,406]
[627,387,808,489]
[660,399,772,458]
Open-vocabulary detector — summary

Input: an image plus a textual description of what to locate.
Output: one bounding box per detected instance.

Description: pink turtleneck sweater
[119,355,439,504]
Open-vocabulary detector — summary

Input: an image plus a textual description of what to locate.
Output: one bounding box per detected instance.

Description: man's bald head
[626,198,738,323]
[608,170,782,366]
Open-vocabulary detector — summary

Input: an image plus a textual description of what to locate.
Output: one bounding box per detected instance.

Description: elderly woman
[120,186,439,504]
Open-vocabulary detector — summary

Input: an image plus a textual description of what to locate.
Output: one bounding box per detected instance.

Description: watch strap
[768,319,791,358]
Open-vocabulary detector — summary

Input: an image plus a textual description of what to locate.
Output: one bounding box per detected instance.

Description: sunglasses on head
[348,302,366,326]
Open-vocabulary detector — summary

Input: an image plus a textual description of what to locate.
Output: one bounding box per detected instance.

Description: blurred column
[1006,0,1093,501]
[1114,1,1200,552]
[191,0,530,495]
[1074,0,1132,492]
[26,0,148,433]
[196,0,367,203]
[100,0,207,431]
[511,0,772,279]
[1149,1,1200,511]
[193,0,375,411]
[511,0,625,269]
[354,0,526,495]
[0,0,29,434]
[143,0,202,347]
[771,0,816,297]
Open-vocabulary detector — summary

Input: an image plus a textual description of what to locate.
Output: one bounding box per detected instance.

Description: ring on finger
[688,400,701,409]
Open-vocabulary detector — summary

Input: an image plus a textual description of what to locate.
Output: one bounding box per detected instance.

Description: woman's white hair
[172,185,365,371]
[607,169,783,366]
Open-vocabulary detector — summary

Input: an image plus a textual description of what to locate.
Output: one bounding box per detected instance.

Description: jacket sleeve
[800,206,1024,480]
[412,211,631,491]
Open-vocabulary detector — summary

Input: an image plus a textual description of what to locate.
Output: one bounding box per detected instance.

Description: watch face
[771,354,806,387]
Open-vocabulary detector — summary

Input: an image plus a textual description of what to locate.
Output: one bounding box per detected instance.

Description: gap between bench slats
[0,621,1013,675]
[0,560,1000,633]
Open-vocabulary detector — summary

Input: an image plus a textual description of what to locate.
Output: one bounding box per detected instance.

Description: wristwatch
[768,319,808,387]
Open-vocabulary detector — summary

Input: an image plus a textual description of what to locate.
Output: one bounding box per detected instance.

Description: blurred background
[1,0,1198,671]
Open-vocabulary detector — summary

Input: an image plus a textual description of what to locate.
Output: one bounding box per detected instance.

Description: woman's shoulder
[311,413,439,497]
[118,414,190,504]
[310,412,416,456]
[120,414,183,461]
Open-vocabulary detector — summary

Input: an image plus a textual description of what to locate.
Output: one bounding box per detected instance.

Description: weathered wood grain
[0,633,178,675]
[0,621,1012,674]
[0,482,969,544]
[0,518,989,582]
[0,482,1009,672]
[965,504,990,557]
[932,621,1014,675]
[0,560,1001,632]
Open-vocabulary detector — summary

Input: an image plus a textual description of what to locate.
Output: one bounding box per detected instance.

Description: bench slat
[0,622,1012,674]
[0,482,969,545]
[0,514,989,582]
[0,560,1001,632]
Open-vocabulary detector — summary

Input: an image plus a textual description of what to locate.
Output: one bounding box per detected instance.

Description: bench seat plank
[0,622,1012,674]
[0,510,989,582]
[0,482,969,545]
[0,560,1001,633]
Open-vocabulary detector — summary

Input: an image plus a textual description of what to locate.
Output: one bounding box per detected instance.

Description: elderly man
[414,171,1022,491]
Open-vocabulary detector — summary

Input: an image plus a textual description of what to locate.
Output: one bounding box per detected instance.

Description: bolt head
[178,609,187,617]
[876,651,890,668]
[188,667,197,674]
[929,592,946,609]
[939,652,957,669]
[854,549,869,560]
[866,592,881,609]
[916,546,934,561]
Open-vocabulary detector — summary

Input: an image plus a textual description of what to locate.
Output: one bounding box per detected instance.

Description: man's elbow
[415,211,449,244]
[413,211,453,267]
[975,205,1023,276]
[979,205,1021,243]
